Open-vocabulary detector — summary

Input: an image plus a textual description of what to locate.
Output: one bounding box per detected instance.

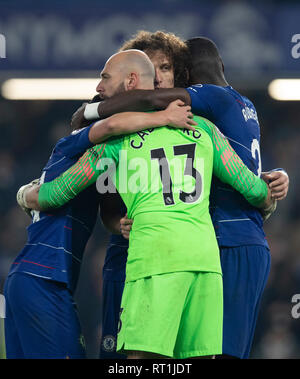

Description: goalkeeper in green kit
[22,50,274,359]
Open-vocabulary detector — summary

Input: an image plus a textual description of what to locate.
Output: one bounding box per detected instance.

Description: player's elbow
[104,116,120,135]
[89,118,117,143]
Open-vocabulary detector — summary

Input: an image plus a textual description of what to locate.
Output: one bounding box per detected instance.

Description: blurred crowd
[0,92,299,358]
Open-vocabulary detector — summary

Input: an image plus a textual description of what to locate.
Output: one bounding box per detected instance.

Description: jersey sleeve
[38,136,123,209]
[186,84,233,121]
[185,85,213,119]
[200,118,268,207]
[56,124,94,159]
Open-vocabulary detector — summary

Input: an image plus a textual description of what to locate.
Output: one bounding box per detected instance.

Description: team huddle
[5,31,289,359]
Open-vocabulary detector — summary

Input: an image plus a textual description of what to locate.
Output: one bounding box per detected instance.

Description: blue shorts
[99,279,125,359]
[220,245,271,359]
[4,272,86,359]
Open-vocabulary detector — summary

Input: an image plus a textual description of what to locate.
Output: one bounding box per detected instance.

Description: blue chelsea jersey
[103,202,128,282]
[186,84,268,248]
[9,125,101,293]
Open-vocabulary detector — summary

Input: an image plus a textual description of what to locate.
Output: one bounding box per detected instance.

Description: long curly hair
[119,30,190,88]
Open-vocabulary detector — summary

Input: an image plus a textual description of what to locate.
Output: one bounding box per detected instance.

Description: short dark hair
[185,37,221,59]
[120,30,190,87]
[185,37,224,80]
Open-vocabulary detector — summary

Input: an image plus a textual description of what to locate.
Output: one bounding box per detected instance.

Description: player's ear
[126,72,138,90]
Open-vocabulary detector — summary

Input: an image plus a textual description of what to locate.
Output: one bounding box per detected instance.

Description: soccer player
[20,50,275,359]
[5,53,194,359]
[69,31,191,358]
[70,36,289,359]
[98,31,191,358]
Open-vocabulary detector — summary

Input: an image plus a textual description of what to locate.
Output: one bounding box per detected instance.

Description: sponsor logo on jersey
[242,106,258,123]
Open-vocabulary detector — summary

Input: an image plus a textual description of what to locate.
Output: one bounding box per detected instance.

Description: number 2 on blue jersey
[251,138,262,177]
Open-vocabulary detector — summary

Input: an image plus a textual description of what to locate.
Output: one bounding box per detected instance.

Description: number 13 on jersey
[150,143,204,206]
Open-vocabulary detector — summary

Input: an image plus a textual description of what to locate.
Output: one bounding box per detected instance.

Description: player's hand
[261,170,289,201]
[120,214,133,240]
[165,99,198,131]
[16,179,39,217]
[71,94,102,131]
[70,103,90,131]
[261,197,277,221]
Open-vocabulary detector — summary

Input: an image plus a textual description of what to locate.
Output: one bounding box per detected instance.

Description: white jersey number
[251,138,262,177]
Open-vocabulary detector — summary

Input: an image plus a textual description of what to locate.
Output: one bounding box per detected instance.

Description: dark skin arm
[97,88,192,116]
[99,191,125,235]
[71,88,191,130]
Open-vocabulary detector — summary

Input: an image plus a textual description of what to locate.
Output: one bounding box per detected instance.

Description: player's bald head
[185,37,225,84]
[106,49,155,84]
[97,49,155,98]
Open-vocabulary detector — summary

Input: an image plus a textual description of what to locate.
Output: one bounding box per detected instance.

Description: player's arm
[22,141,120,211]
[99,192,124,234]
[89,99,196,144]
[19,102,196,212]
[204,120,274,210]
[98,192,133,238]
[71,88,191,130]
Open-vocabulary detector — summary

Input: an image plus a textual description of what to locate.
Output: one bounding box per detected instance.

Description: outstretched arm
[71,88,191,130]
[20,138,121,212]
[19,103,196,213]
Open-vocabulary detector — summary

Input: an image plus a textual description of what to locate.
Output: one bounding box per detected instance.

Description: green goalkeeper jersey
[39,116,268,282]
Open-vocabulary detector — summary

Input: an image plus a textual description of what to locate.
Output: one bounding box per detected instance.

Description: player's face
[96,59,126,99]
[146,49,174,89]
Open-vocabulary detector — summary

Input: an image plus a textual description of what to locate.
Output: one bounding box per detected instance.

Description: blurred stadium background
[0,0,300,359]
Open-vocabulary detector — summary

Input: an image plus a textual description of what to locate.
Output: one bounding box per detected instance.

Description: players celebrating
[67,35,289,359]
[12,32,289,359]
[20,50,276,359]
